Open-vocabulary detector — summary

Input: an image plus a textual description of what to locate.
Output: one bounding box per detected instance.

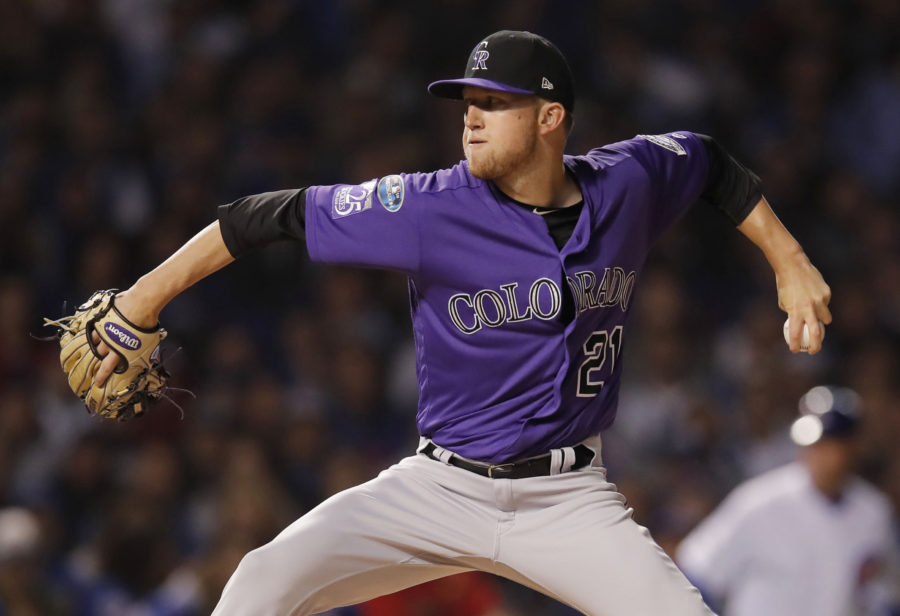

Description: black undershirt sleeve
[217,188,308,258]
[696,134,762,225]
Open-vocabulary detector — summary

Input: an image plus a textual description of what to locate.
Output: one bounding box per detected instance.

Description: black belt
[421,442,595,479]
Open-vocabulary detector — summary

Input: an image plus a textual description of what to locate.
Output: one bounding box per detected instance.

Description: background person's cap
[428,30,575,112]
[789,385,862,446]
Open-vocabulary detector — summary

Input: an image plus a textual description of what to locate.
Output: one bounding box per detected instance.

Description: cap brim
[427,78,534,100]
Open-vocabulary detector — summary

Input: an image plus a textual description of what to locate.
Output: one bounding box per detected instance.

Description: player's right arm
[93,187,311,385]
[95,187,310,384]
[94,219,235,385]
[95,177,421,385]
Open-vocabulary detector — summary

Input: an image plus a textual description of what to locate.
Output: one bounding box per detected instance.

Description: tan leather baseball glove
[44,290,169,420]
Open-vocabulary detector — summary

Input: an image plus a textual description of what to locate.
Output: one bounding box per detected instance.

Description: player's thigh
[214,456,493,615]
[500,472,715,616]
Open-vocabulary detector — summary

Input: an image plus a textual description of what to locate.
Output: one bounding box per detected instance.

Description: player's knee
[236,540,332,591]
[233,545,264,577]
[221,548,298,613]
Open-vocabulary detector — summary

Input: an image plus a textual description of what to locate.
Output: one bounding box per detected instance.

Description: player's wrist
[117,279,164,327]
[766,240,807,277]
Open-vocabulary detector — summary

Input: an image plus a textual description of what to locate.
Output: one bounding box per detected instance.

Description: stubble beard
[465,129,538,181]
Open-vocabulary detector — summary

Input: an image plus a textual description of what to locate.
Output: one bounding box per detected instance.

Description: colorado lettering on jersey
[448,278,561,335]
[566,267,636,315]
[447,268,637,335]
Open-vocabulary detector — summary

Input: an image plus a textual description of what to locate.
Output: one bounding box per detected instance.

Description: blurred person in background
[677,385,900,616]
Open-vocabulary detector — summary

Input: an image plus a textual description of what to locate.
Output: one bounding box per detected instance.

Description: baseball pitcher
[52,31,832,615]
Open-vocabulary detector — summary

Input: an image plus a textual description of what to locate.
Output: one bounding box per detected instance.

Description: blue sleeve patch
[377,175,405,212]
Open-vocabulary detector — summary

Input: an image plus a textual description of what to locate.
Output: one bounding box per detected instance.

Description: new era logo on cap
[428,30,575,112]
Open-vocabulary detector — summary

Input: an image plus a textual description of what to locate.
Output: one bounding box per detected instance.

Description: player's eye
[463,97,495,111]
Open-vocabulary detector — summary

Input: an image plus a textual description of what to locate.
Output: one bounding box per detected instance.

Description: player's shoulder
[743,462,807,494]
[402,161,483,196]
[846,476,893,518]
[573,131,704,170]
[721,463,808,516]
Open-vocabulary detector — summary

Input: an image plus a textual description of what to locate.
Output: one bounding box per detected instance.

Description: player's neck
[807,467,850,502]
[493,153,581,209]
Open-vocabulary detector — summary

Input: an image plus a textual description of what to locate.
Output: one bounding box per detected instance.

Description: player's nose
[464,104,484,130]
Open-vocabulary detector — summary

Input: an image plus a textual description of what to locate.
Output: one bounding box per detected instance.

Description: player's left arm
[736,197,831,354]
[627,132,831,353]
[695,134,830,354]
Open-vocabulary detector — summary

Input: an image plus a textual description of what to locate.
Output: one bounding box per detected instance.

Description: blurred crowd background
[1,0,899,614]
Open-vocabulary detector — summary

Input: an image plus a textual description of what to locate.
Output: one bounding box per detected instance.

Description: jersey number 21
[576,325,624,397]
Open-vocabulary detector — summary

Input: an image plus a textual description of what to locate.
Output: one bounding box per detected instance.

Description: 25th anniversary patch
[332,179,376,219]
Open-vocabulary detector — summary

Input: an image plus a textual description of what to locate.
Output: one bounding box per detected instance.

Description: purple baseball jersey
[305,132,709,463]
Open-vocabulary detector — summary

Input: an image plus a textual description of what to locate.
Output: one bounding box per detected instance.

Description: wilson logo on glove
[104,322,142,349]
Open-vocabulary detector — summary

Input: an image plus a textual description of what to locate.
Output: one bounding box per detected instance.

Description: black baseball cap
[428,30,575,112]
[789,385,862,446]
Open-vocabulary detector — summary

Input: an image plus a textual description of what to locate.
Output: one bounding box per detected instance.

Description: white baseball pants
[213,438,715,616]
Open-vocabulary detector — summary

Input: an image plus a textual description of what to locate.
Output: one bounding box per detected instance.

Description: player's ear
[537,102,566,135]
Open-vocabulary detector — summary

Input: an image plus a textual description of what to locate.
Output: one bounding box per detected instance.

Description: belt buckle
[487,462,515,478]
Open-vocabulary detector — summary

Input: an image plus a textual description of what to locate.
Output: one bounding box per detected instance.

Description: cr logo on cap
[472,41,489,71]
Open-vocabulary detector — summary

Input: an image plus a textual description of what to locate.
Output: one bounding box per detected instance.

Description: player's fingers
[94,352,120,387]
[815,302,833,326]
[91,331,111,357]
[787,313,804,353]
[806,318,825,355]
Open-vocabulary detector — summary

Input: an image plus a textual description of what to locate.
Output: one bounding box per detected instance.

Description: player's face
[803,437,859,496]
[461,86,540,180]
